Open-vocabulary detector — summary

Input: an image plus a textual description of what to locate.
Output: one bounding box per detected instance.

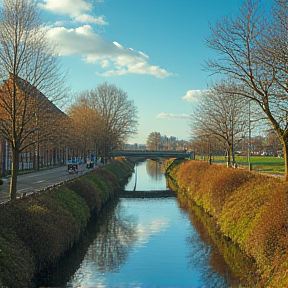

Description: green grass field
[196,155,285,175]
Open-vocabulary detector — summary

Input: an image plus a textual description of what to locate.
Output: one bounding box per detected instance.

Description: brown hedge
[167,159,288,287]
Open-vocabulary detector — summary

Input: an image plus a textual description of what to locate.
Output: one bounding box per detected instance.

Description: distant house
[124,143,147,150]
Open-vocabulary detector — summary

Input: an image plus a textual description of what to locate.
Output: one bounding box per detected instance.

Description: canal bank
[166,158,288,287]
[0,158,133,288]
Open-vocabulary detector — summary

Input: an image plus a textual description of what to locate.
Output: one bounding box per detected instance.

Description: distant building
[124,143,147,150]
[0,75,68,175]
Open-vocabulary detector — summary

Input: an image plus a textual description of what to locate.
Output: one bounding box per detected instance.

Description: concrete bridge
[109,150,193,159]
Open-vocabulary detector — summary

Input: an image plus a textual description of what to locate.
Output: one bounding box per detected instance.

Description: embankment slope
[166,159,288,287]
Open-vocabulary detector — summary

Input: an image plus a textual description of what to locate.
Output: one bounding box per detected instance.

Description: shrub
[84,169,114,203]
[0,229,34,287]
[0,158,132,287]
[219,175,288,270]
[198,165,253,218]
[165,158,187,179]
[55,187,91,240]
[105,158,133,184]
[65,178,102,213]
[0,189,90,272]
[176,161,210,205]
[167,160,288,286]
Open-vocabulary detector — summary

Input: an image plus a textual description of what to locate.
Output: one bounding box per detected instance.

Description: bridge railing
[109,150,194,159]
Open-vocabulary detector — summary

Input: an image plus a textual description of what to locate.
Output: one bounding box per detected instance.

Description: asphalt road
[0,164,89,204]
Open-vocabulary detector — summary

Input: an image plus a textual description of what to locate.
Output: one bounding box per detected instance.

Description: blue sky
[37,0,249,144]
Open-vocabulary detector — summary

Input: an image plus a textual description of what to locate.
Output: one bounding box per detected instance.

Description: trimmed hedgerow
[197,164,254,217]
[0,158,133,288]
[166,159,288,287]
[105,157,134,183]
[65,177,102,213]
[0,230,34,288]
[219,176,288,277]
[165,158,187,182]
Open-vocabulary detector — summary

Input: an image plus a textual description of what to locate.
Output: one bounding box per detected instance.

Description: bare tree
[263,0,288,93]
[0,0,67,200]
[146,132,161,150]
[264,130,282,156]
[205,0,288,179]
[89,83,138,160]
[191,81,249,165]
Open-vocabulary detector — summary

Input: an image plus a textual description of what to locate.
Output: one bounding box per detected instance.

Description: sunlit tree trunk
[283,142,288,181]
[9,147,19,201]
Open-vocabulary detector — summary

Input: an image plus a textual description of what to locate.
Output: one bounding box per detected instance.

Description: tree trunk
[9,148,19,201]
[282,140,288,181]
[227,144,233,167]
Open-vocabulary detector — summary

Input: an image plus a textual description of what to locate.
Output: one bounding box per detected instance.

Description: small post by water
[133,165,137,191]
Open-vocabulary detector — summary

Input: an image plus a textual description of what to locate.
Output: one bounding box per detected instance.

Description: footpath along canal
[38,159,256,288]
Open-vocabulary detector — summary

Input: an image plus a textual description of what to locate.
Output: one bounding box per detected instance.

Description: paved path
[0,164,90,204]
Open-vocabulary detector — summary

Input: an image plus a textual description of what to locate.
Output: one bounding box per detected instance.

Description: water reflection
[178,193,260,287]
[146,159,165,179]
[186,236,231,288]
[66,200,140,287]
[125,159,169,191]
[64,195,239,288]
[83,203,138,274]
[36,198,138,287]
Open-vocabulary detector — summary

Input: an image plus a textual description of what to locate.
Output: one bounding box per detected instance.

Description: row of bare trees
[191,81,266,165]
[191,82,249,165]
[0,0,138,200]
[190,129,282,157]
[146,132,189,151]
[191,0,288,179]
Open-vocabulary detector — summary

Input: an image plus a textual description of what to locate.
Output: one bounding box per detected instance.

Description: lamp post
[231,114,235,167]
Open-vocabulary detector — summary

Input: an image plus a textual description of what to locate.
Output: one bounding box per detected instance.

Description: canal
[38,160,254,288]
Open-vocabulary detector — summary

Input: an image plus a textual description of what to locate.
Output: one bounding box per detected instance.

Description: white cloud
[40,0,108,26]
[38,0,92,17]
[75,14,108,25]
[182,90,206,102]
[157,113,190,119]
[47,25,172,78]
[137,219,169,246]
[55,15,108,26]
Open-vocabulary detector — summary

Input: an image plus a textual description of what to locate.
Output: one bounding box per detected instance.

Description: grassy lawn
[196,155,285,175]
[237,156,285,174]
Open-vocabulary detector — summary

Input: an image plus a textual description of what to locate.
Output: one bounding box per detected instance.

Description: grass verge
[198,155,285,175]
